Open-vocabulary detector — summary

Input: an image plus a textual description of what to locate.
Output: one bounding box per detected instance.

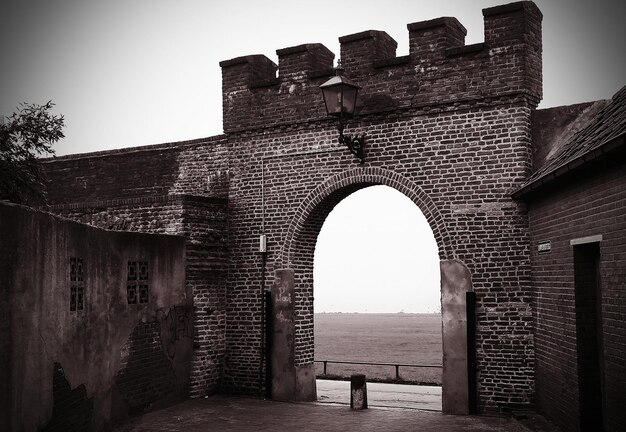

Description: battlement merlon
[339,30,398,76]
[407,17,467,65]
[277,44,335,82]
[219,54,278,90]
[219,1,543,133]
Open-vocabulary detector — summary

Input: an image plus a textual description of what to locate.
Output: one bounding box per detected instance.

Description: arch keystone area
[278,166,455,269]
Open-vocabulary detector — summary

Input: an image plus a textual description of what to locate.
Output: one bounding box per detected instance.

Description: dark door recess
[573,243,605,432]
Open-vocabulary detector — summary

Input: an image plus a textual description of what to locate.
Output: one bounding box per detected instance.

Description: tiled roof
[515,85,626,197]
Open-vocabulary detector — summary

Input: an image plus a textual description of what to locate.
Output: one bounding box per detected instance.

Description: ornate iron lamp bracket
[338,122,365,164]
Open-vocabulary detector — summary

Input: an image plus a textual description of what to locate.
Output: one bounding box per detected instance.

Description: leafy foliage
[0,101,64,204]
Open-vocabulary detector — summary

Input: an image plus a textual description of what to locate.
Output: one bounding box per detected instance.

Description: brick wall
[43,136,229,204]
[219,1,541,411]
[223,97,536,410]
[43,137,230,398]
[44,143,181,204]
[42,363,93,432]
[219,2,542,133]
[527,161,626,432]
[41,0,544,414]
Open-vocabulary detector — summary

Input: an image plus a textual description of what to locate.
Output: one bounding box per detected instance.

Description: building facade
[514,87,626,432]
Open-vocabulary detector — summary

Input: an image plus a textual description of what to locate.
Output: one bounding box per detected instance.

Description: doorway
[573,242,605,431]
[313,185,441,409]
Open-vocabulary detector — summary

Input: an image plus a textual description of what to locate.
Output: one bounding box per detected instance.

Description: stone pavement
[114,394,561,432]
[317,379,442,411]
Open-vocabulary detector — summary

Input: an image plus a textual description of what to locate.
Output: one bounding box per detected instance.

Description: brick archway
[277,166,454,270]
[270,166,472,411]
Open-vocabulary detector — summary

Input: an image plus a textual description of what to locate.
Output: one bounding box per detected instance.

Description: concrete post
[269,269,317,402]
[271,269,296,401]
[350,374,368,410]
[440,259,473,415]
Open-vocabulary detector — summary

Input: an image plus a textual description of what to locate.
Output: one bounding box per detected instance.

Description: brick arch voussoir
[278,167,454,269]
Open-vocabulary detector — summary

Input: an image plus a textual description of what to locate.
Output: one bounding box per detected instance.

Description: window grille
[69,257,85,312]
[127,261,149,304]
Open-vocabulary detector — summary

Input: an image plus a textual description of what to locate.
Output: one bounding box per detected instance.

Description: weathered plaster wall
[0,202,189,432]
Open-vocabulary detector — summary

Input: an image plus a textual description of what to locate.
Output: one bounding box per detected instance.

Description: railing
[314,359,442,381]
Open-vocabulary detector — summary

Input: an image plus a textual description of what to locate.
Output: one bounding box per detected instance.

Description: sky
[1,0,624,156]
[314,185,440,313]
[1,0,624,312]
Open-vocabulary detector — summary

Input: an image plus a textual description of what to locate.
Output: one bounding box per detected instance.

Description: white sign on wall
[538,241,551,254]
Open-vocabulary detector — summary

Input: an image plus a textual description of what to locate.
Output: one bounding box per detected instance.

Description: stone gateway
[16,1,624,431]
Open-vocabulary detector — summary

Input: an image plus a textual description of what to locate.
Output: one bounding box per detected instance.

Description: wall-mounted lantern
[320,62,365,164]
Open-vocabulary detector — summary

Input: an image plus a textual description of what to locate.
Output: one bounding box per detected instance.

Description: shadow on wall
[42,363,94,432]
[113,307,193,419]
[40,306,194,431]
[114,322,177,417]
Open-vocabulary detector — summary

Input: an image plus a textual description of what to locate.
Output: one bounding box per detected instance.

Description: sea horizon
[314,311,441,315]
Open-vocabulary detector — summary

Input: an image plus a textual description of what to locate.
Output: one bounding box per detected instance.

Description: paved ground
[317,379,442,410]
[114,393,561,432]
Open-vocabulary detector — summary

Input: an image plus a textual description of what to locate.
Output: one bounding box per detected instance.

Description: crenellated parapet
[220,1,542,133]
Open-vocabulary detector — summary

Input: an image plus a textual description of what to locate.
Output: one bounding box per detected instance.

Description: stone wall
[0,202,189,432]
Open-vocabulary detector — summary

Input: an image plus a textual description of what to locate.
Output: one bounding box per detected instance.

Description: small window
[69,257,85,312]
[127,261,149,304]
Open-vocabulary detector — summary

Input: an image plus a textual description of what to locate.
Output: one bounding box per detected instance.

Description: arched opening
[270,167,474,414]
[313,185,442,410]
[314,185,440,313]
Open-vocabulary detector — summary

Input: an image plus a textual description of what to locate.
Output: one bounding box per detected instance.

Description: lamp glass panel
[322,86,342,115]
[341,86,358,115]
